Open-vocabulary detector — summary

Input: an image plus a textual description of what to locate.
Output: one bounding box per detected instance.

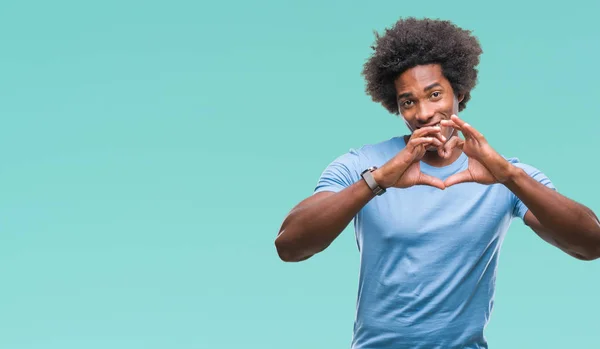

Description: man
[274,17,600,348]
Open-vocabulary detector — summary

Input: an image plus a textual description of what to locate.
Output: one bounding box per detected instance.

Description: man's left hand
[441,115,515,187]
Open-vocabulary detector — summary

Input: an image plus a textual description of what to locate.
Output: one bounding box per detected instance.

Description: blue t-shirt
[314,136,555,349]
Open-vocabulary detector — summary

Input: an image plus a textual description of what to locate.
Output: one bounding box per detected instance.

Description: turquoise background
[1,0,599,348]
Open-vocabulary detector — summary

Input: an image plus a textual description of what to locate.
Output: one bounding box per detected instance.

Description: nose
[416,101,436,125]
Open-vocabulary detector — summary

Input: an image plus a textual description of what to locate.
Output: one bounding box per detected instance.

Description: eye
[401,100,414,108]
[431,91,441,98]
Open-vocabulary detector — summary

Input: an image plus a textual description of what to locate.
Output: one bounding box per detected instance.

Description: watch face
[362,166,378,175]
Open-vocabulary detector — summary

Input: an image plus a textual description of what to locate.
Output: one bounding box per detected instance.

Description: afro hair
[362,17,483,114]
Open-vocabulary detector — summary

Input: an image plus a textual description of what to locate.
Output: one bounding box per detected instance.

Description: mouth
[417,121,442,129]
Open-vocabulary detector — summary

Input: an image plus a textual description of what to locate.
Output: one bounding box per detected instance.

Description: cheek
[452,102,459,114]
[450,96,460,114]
[402,116,415,132]
[435,99,457,120]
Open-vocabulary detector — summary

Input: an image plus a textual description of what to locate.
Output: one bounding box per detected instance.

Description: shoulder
[315,137,404,193]
[320,136,404,176]
[342,136,405,167]
[503,156,555,189]
[504,156,544,174]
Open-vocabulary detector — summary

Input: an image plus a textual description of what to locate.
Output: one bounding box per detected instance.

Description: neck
[421,146,463,167]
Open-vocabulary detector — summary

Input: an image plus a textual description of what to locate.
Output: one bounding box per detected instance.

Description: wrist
[362,167,387,196]
[372,168,387,189]
[372,162,408,189]
[480,151,519,184]
[498,163,524,184]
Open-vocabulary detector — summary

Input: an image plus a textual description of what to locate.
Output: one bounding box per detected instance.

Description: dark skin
[275,63,600,262]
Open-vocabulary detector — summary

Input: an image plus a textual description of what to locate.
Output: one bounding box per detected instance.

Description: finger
[444,170,473,187]
[439,120,466,145]
[408,136,443,150]
[440,119,462,131]
[449,114,473,138]
[462,122,484,140]
[416,173,446,190]
[438,136,463,158]
[450,114,466,127]
[413,126,446,142]
[450,114,484,140]
[433,130,446,144]
[418,126,446,143]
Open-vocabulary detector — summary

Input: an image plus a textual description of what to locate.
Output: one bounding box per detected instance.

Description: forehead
[394,64,448,93]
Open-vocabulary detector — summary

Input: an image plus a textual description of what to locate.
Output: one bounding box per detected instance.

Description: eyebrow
[397,82,443,100]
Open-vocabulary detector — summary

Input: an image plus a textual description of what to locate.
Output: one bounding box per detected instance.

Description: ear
[457,93,465,103]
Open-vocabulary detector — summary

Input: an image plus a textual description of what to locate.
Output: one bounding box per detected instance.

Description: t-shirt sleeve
[511,161,557,219]
[314,149,362,194]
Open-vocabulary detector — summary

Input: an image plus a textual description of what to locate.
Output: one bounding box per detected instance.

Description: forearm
[504,167,600,257]
[276,179,375,262]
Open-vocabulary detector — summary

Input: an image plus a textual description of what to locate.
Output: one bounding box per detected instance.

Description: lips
[417,122,441,129]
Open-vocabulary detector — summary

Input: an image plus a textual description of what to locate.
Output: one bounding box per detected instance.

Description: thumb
[444,170,473,187]
[416,173,446,190]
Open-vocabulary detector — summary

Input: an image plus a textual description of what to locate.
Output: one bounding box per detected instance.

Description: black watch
[361,166,386,196]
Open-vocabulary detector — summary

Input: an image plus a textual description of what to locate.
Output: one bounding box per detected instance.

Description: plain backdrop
[1,0,599,348]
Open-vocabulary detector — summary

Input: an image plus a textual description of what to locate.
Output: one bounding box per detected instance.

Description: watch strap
[361,167,386,196]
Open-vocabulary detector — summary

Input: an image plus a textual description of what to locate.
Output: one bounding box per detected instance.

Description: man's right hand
[373,126,447,190]
[276,126,449,262]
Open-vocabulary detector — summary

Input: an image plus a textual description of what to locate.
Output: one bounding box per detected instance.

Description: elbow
[274,232,313,262]
[578,213,600,261]
[275,242,300,262]
[573,252,599,261]
[583,227,600,261]
[572,251,599,261]
[572,234,600,261]
[584,244,600,261]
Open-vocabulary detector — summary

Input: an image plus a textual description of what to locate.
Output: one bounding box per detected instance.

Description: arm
[275,180,376,262]
[441,114,600,261]
[275,127,448,262]
[505,168,600,260]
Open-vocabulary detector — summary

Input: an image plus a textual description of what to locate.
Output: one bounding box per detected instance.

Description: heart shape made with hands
[434,115,504,189]
[388,115,510,191]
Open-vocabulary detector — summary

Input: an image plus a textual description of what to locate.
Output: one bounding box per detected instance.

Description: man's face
[394,64,464,150]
